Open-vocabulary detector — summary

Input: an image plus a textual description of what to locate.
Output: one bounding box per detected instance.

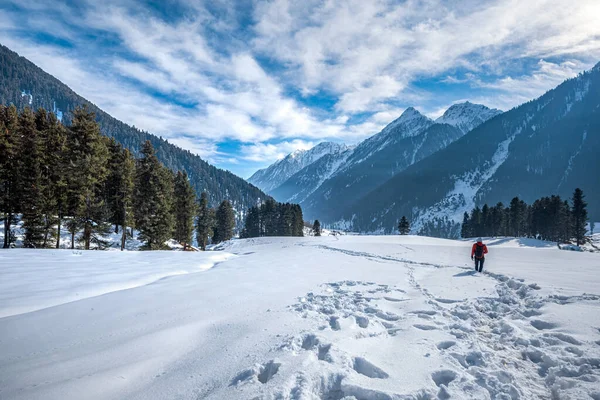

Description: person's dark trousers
[474,257,485,272]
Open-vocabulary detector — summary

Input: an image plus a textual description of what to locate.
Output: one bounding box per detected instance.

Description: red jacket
[471,242,488,258]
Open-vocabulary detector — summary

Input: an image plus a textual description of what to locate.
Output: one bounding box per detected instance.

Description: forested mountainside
[0,44,269,217]
[264,103,501,222]
[348,63,600,236]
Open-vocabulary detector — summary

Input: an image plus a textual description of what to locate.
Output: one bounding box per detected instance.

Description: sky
[1,0,599,178]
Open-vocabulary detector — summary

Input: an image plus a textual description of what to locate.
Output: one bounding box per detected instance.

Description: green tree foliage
[213,200,235,244]
[67,106,111,250]
[40,112,68,248]
[0,44,269,227]
[18,108,45,247]
[398,216,410,235]
[462,190,590,244]
[195,192,214,250]
[572,188,588,246]
[0,105,20,248]
[173,171,197,249]
[241,201,304,238]
[105,142,136,251]
[460,212,471,238]
[313,219,321,237]
[134,141,175,249]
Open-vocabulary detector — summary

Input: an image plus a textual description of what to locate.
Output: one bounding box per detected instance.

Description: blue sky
[1,0,599,178]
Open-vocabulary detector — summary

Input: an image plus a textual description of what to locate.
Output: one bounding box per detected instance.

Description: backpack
[474,244,484,259]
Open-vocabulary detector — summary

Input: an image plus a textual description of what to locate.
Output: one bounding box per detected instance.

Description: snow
[412,132,518,233]
[1,235,599,400]
[435,102,502,134]
[249,142,349,193]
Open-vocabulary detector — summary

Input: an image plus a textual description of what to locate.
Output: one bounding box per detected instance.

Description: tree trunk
[43,215,49,248]
[71,230,75,249]
[115,224,119,234]
[121,227,126,251]
[3,213,8,248]
[84,223,91,250]
[56,217,61,249]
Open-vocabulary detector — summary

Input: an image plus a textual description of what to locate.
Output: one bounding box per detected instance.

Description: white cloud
[240,140,317,162]
[2,0,600,178]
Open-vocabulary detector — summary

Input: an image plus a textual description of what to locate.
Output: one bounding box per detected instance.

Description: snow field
[0,235,599,399]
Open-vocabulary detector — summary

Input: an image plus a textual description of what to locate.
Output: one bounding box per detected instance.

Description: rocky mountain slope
[349,63,600,235]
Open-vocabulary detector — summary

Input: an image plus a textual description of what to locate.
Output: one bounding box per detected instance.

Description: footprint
[352,357,389,379]
[301,334,319,350]
[355,315,369,328]
[530,320,558,330]
[545,332,581,345]
[257,360,281,384]
[413,324,437,331]
[383,296,407,302]
[329,316,341,331]
[437,341,456,350]
[521,309,542,317]
[411,310,437,316]
[230,369,255,386]
[435,298,461,304]
[318,344,332,361]
[376,311,400,321]
[431,370,457,387]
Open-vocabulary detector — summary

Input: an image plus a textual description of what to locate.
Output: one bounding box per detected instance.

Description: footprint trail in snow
[229,255,600,399]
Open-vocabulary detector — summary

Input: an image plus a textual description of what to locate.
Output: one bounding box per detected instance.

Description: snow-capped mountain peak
[379,107,433,139]
[436,102,502,134]
[248,142,349,193]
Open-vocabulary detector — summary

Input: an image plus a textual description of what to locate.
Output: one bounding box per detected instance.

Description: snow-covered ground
[1,236,599,400]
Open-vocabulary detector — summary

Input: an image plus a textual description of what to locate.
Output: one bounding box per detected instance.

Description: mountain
[436,102,502,134]
[0,43,268,218]
[269,146,354,203]
[248,142,348,193]
[299,103,501,221]
[348,63,600,236]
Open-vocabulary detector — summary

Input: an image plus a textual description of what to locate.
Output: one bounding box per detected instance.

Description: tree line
[0,105,236,250]
[240,199,304,238]
[461,189,589,245]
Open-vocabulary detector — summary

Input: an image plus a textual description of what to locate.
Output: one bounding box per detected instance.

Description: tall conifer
[572,188,588,246]
[173,171,197,249]
[134,141,174,249]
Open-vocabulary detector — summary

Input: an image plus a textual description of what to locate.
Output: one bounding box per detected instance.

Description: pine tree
[196,192,213,250]
[491,202,505,237]
[113,148,135,251]
[559,200,571,244]
[470,206,482,237]
[398,216,410,235]
[67,106,111,249]
[460,212,470,238]
[18,108,45,247]
[508,197,526,237]
[134,140,175,250]
[481,204,490,237]
[173,171,197,249]
[40,112,68,248]
[313,219,321,236]
[571,188,588,246]
[213,200,235,244]
[292,204,304,236]
[1,105,20,248]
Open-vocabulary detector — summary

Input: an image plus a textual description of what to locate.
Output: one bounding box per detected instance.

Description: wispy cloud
[1,0,599,176]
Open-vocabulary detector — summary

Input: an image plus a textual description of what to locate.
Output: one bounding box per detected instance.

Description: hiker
[471,237,488,272]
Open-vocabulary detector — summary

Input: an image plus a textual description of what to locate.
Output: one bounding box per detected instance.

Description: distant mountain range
[0,44,269,220]
[251,64,599,236]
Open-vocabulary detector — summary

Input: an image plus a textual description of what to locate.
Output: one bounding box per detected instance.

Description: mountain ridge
[0,43,269,219]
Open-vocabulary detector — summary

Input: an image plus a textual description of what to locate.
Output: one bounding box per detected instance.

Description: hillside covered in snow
[1,235,599,400]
